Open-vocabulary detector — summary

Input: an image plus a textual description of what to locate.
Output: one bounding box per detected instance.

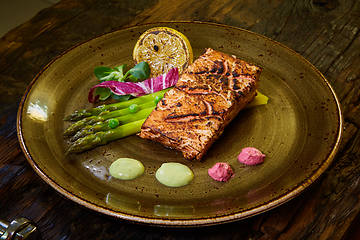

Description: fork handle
[0,218,39,240]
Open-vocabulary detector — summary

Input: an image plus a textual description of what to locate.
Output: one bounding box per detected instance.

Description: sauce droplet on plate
[208,162,234,182]
[109,158,145,180]
[156,162,194,187]
[238,147,265,165]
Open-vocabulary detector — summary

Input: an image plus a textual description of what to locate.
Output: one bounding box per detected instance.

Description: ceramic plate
[17,22,342,227]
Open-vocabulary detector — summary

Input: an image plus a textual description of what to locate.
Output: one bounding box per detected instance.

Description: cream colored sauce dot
[109,158,144,180]
[155,162,194,187]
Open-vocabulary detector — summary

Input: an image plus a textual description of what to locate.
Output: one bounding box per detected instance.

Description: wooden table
[1,0,359,239]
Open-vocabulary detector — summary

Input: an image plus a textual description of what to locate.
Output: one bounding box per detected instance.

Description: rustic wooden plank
[128,0,283,28]
[275,129,360,240]
[0,0,159,105]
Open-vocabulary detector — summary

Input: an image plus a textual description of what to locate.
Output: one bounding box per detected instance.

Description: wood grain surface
[0,0,359,239]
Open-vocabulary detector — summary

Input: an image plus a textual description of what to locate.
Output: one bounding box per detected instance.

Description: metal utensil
[0,218,39,240]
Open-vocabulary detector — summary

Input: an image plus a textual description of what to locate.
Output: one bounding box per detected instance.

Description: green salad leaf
[92,62,151,101]
[111,94,131,101]
[128,62,150,82]
[95,87,112,100]
[94,67,116,81]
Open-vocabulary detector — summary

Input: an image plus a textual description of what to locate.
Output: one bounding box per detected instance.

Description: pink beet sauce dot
[238,147,265,165]
[208,162,234,182]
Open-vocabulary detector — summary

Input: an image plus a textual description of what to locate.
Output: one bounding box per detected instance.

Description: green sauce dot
[154,95,163,104]
[129,104,139,113]
[155,163,194,187]
[108,118,119,129]
[109,158,145,180]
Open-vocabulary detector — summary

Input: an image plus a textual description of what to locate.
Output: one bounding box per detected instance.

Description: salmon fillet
[139,48,262,160]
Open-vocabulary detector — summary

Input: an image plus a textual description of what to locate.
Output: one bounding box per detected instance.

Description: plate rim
[16,21,343,227]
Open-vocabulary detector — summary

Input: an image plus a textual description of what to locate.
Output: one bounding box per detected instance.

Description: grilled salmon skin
[139,48,262,160]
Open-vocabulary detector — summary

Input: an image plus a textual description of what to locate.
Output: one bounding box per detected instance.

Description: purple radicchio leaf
[88,68,179,103]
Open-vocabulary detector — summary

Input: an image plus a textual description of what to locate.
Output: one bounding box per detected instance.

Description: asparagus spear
[67,119,146,153]
[70,107,155,141]
[64,101,157,136]
[64,88,169,121]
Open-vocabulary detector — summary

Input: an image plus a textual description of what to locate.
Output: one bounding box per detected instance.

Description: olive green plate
[17,22,342,227]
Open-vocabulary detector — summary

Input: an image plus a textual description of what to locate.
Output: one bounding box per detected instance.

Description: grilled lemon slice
[133,27,193,77]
